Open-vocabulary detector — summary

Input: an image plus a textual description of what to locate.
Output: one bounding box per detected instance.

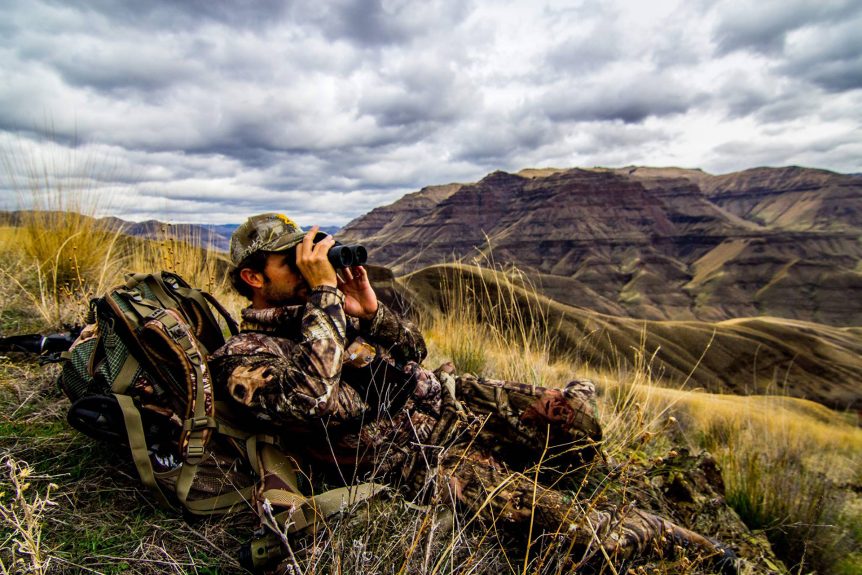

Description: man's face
[259,251,309,307]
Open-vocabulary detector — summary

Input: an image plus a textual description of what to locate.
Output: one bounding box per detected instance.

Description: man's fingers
[308,228,334,254]
[342,267,354,282]
[302,226,318,250]
[315,235,335,252]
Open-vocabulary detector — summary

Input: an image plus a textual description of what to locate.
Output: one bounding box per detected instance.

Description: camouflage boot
[590,506,739,574]
[433,445,739,574]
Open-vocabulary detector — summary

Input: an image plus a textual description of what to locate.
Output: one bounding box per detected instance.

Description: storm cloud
[0,0,859,225]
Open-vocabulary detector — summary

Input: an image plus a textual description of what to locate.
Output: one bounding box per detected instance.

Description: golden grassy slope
[398,264,862,411]
[413,262,861,574]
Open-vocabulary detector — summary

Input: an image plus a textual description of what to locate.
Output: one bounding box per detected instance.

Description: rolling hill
[391,263,862,411]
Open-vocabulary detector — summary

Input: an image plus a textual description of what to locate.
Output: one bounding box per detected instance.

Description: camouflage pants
[418,373,730,568]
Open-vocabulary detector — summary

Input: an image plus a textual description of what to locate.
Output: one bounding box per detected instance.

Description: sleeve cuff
[362,302,388,335]
[308,285,344,307]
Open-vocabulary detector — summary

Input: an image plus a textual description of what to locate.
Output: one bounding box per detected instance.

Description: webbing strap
[246,435,262,477]
[265,482,388,535]
[115,394,174,510]
[217,419,255,441]
[202,291,239,336]
[257,443,314,532]
[271,503,314,533]
[175,459,197,505]
[110,353,140,394]
[182,485,255,515]
[243,480,389,569]
[260,489,322,533]
[115,289,161,320]
[310,482,388,518]
[174,286,215,323]
[183,350,212,463]
[134,273,181,311]
[242,433,284,477]
[182,416,217,432]
[173,285,229,349]
[260,444,304,494]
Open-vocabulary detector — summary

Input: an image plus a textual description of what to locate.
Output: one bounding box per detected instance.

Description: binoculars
[312,232,367,269]
[314,232,368,269]
[328,242,367,269]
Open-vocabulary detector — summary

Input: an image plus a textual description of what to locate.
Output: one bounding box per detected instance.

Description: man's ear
[239,267,265,289]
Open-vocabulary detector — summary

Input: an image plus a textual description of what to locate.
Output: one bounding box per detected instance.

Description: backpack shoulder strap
[201,291,239,336]
[114,393,174,510]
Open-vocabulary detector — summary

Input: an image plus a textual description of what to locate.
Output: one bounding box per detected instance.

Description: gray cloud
[712,0,860,55]
[52,0,292,31]
[302,0,476,46]
[0,0,860,224]
[538,72,701,124]
[777,16,862,92]
[709,126,862,175]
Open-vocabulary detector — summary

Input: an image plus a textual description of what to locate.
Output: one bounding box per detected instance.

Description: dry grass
[592,377,862,575]
[0,456,59,575]
[412,263,862,575]
[0,138,129,328]
[127,224,232,296]
[0,182,859,573]
[419,263,569,387]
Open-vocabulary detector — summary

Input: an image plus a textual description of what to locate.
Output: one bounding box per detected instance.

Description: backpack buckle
[185,416,213,432]
[186,442,205,462]
[187,349,201,365]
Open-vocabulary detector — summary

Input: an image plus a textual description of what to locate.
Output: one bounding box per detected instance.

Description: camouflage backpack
[57,271,383,570]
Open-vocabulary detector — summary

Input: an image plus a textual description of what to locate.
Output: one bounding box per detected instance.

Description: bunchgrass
[0,196,859,573]
[419,263,566,387]
[127,224,232,296]
[1,138,129,328]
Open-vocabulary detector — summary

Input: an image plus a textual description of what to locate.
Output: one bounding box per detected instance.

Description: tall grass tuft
[1,137,124,327]
[418,263,567,387]
[684,395,862,574]
[602,382,862,574]
[128,223,233,295]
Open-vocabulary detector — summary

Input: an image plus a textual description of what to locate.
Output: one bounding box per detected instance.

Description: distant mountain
[338,166,862,326]
[101,220,340,252]
[1,214,340,253]
[94,218,238,252]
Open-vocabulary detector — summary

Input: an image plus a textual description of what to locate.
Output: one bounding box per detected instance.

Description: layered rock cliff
[339,166,862,326]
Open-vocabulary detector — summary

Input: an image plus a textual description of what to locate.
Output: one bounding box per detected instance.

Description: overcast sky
[1,0,860,225]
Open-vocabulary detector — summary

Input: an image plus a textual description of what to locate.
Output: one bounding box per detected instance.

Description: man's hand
[295,226,337,289]
[338,265,379,320]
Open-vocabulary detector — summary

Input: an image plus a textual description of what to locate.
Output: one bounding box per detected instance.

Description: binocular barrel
[311,232,368,269]
[327,243,368,269]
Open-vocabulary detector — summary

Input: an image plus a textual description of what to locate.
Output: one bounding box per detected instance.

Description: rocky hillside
[338,167,862,326]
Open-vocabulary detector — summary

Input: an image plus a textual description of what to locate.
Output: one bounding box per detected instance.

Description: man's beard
[261,276,308,307]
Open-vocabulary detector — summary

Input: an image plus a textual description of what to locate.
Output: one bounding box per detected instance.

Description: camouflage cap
[230,213,307,266]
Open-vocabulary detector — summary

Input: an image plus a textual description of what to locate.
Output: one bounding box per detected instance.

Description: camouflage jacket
[209,286,442,481]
